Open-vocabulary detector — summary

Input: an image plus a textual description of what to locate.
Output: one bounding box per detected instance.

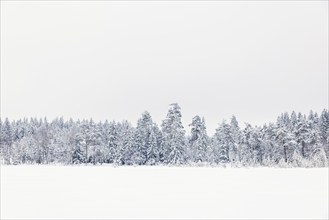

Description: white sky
[1,1,328,134]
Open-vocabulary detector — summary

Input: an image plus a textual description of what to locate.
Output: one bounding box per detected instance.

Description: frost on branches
[0,105,328,167]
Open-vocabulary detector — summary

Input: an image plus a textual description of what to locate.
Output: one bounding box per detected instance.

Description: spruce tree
[161,103,186,165]
[189,115,209,163]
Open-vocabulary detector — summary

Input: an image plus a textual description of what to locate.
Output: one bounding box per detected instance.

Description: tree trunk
[301,141,306,158]
[284,145,288,163]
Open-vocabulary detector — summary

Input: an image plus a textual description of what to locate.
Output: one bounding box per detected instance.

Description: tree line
[0,103,328,167]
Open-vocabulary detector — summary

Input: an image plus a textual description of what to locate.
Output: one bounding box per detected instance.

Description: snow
[1,166,328,219]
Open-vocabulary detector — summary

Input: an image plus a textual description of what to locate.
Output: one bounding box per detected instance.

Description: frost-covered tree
[78,119,102,163]
[251,127,265,165]
[72,133,85,164]
[0,118,13,164]
[15,136,36,164]
[161,103,186,165]
[134,112,160,165]
[240,124,265,165]
[146,127,160,165]
[13,119,27,142]
[88,120,103,163]
[241,124,270,165]
[240,124,254,164]
[107,121,119,164]
[35,118,52,164]
[229,115,242,162]
[289,111,298,130]
[260,123,278,165]
[0,107,328,167]
[275,126,296,163]
[88,122,106,165]
[293,117,310,158]
[310,148,328,167]
[188,116,210,163]
[212,121,233,163]
[49,118,72,164]
[319,109,329,157]
[117,121,135,165]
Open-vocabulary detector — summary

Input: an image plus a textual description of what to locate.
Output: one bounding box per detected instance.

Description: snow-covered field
[1,166,328,219]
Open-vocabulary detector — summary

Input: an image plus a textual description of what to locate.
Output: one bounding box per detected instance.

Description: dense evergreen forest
[0,103,328,167]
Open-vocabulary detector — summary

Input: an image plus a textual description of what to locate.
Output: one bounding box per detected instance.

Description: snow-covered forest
[0,103,328,167]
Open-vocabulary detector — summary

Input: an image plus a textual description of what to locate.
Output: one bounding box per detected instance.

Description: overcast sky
[1,1,328,134]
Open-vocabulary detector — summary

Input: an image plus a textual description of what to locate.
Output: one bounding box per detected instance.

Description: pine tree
[134,111,158,165]
[1,118,14,164]
[212,121,232,163]
[294,116,310,158]
[161,103,186,165]
[117,121,135,165]
[229,115,242,162]
[290,111,298,130]
[107,122,119,164]
[189,115,209,163]
[146,128,159,165]
[319,109,329,157]
[275,126,296,163]
[72,133,85,164]
[240,124,255,165]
